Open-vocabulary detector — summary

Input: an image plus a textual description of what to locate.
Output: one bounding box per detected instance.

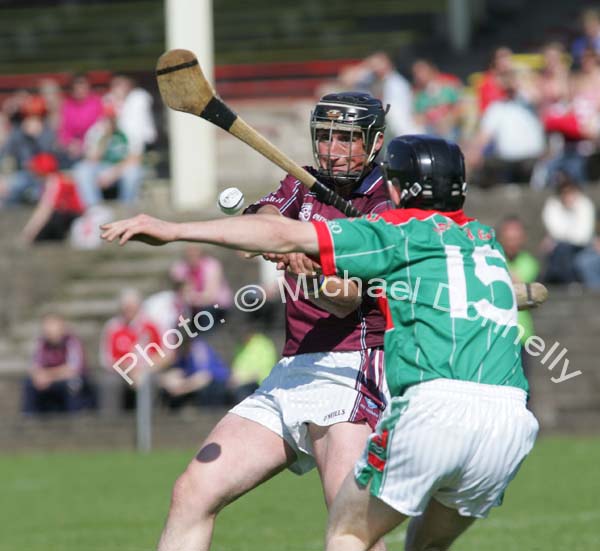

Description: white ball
[218,187,245,215]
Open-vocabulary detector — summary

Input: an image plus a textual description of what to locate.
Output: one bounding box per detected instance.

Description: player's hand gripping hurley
[156,49,361,217]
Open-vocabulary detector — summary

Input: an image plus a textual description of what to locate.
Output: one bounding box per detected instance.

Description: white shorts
[355,379,539,518]
[230,349,387,474]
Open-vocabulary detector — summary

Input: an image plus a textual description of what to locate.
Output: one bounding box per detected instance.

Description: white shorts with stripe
[230,349,387,474]
[355,378,538,518]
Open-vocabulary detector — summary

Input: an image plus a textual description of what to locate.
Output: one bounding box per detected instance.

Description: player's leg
[404,498,476,551]
[309,421,372,506]
[157,413,295,551]
[309,422,388,551]
[326,473,407,551]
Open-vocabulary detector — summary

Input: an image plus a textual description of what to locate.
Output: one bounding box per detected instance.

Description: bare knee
[170,467,228,519]
[405,520,455,551]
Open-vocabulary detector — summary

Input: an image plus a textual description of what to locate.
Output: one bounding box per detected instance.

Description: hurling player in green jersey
[102,135,538,551]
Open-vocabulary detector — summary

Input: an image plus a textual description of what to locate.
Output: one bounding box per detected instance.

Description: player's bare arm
[101,213,545,312]
[254,206,363,317]
[101,212,319,255]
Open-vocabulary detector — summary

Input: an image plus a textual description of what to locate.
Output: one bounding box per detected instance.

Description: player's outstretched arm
[100,213,320,256]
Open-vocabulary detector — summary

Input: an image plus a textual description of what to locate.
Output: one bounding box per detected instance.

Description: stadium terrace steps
[0,0,444,75]
[0,187,599,435]
[0,408,229,451]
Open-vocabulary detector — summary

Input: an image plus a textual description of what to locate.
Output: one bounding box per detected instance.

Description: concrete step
[41,297,119,321]
[0,410,228,451]
[62,277,160,299]
[93,257,175,278]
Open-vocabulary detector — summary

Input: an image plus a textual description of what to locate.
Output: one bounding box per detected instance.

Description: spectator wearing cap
[0,95,56,206]
[19,153,84,243]
[22,313,95,415]
[58,74,103,166]
[72,103,144,205]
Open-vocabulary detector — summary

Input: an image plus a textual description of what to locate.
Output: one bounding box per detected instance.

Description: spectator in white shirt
[466,71,545,186]
[542,175,600,287]
[338,52,422,138]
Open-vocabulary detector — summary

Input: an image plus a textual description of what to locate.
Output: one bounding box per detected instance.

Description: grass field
[1,436,599,551]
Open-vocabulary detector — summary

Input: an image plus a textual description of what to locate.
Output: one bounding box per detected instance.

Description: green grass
[1,436,599,550]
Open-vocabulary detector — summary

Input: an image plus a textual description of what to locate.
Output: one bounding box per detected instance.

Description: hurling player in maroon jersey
[159,92,391,551]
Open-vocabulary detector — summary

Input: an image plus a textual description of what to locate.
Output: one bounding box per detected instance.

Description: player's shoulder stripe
[380,209,474,227]
[380,209,438,226]
[362,175,383,195]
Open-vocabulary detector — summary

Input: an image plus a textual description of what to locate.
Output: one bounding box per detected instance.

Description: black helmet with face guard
[310,92,387,190]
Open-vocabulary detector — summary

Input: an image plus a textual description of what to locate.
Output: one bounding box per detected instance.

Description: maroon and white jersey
[244,164,392,356]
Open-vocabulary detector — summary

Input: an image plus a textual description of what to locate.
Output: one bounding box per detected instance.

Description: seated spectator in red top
[541,48,600,187]
[0,96,57,206]
[170,244,233,321]
[411,59,462,140]
[159,336,230,411]
[22,313,95,415]
[19,153,85,244]
[477,46,513,113]
[58,74,103,166]
[100,288,165,410]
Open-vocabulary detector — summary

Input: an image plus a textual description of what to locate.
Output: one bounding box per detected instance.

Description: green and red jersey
[312,209,528,397]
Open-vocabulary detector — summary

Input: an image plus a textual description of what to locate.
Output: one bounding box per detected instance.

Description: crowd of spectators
[22,247,280,417]
[330,8,600,192]
[0,72,157,246]
[13,7,600,417]
[331,7,600,291]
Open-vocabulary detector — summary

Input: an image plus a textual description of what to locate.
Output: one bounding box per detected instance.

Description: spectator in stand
[170,244,233,321]
[532,42,571,113]
[411,58,462,140]
[466,71,545,186]
[0,95,56,206]
[19,152,84,244]
[541,48,600,187]
[105,75,157,158]
[228,330,277,404]
[571,8,600,66]
[99,288,165,411]
[497,216,540,380]
[142,278,187,336]
[338,52,422,137]
[38,78,63,133]
[542,175,600,287]
[477,46,514,113]
[160,336,230,411]
[72,104,144,205]
[22,313,95,415]
[241,254,285,330]
[58,74,103,166]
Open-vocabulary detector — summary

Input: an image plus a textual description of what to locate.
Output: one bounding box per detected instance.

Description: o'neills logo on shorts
[324,409,345,422]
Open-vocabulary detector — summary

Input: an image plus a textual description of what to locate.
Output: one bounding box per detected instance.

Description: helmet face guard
[382,135,467,211]
[310,92,387,189]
